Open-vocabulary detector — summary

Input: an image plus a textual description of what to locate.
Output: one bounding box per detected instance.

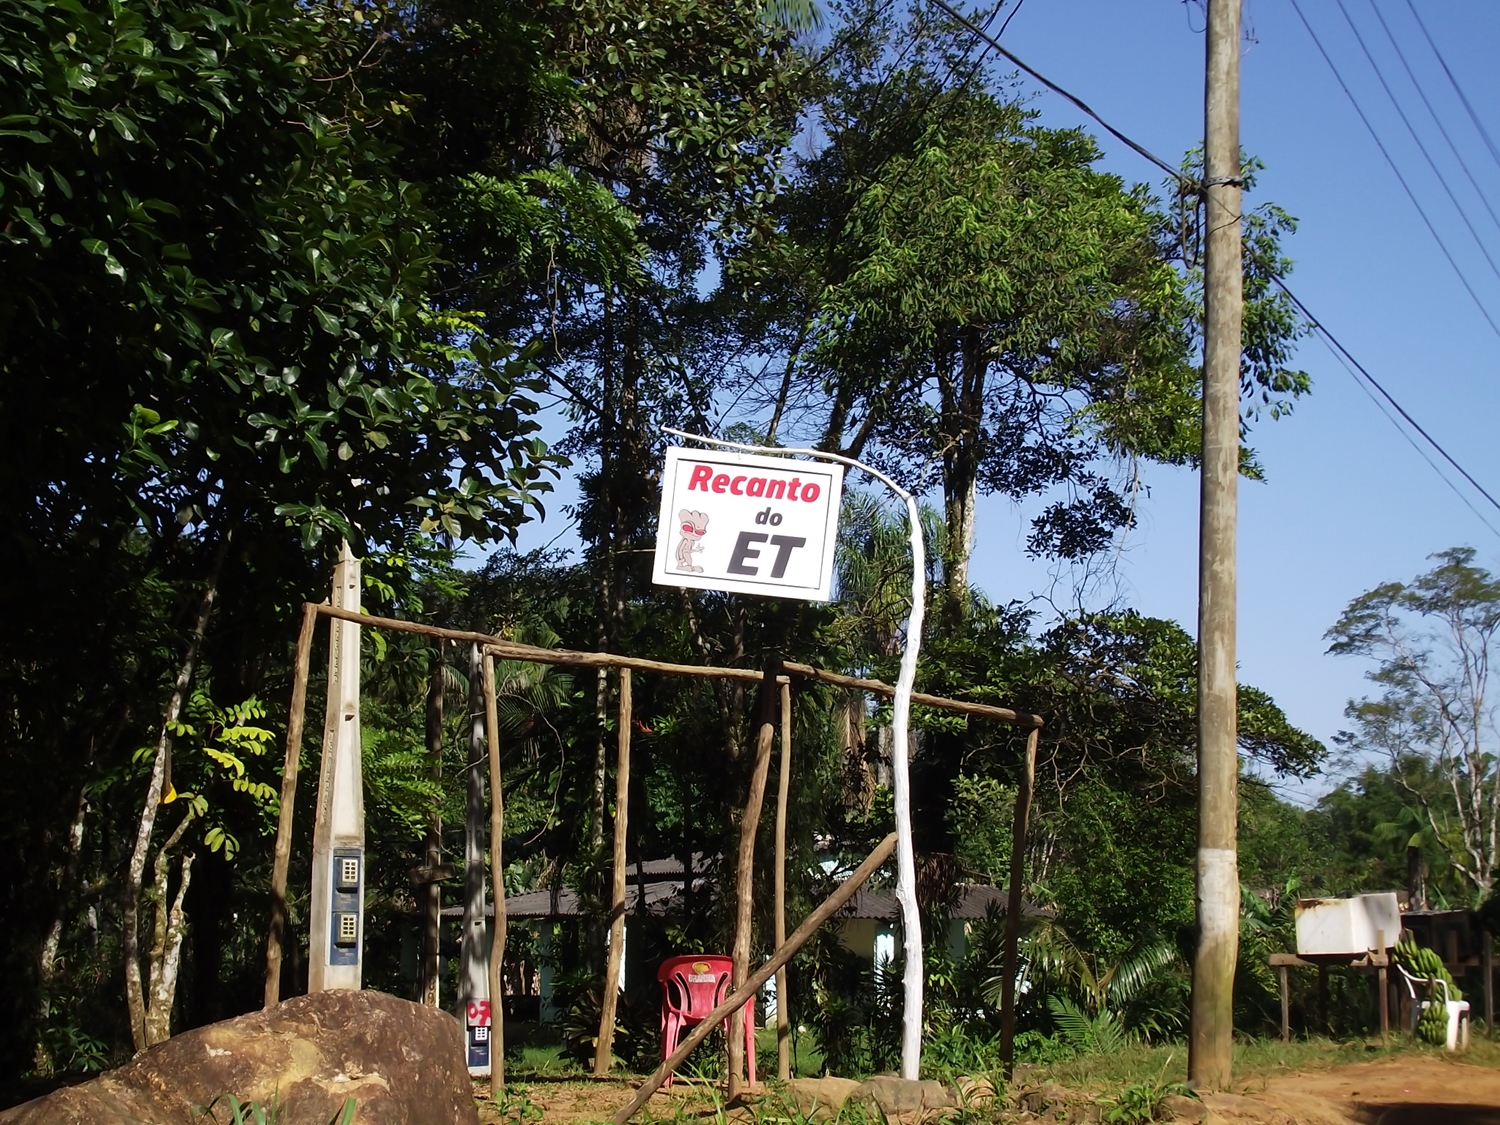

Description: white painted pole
[462,643,492,1074]
[661,427,927,1080]
[308,541,365,992]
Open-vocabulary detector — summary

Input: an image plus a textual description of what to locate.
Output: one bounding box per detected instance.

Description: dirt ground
[473,1053,1500,1125]
[1250,1054,1500,1124]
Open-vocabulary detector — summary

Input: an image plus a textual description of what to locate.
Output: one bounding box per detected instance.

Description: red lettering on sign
[680,463,826,502]
[466,1000,492,1026]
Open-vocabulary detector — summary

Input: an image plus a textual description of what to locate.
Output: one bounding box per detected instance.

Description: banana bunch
[1394,940,1462,1045]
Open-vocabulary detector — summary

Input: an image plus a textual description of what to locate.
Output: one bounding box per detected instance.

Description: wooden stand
[1269,951,1390,1040]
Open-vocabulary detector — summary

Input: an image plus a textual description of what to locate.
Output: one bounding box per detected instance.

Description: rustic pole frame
[482,653,507,1088]
[594,668,633,1075]
[774,679,793,1081]
[726,658,779,1098]
[261,602,1043,1090]
[263,602,318,1007]
[998,725,1039,1076]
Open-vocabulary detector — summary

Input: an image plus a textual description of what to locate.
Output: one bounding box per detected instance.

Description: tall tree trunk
[143,812,197,1046]
[39,782,88,1020]
[938,330,986,612]
[123,530,230,1053]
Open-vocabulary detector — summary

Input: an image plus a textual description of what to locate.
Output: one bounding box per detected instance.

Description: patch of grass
[752,1028,826,1080]
[511,1043,586,1077]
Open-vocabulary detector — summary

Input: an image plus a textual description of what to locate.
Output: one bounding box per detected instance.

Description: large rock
[782,1077,862,1119]
[852,1076,957,1117]
[1,990,477,1125]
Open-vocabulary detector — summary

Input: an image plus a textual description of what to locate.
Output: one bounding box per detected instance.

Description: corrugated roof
[443,879,1043,920]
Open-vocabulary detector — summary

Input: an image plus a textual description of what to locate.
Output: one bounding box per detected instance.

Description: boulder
[852,1076,958,1117]
[0,990,477,1125]
[1159,1093,1209,1123]
[782,1077,862,1118]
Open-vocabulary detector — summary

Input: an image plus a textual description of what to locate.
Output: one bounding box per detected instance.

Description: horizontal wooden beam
[781,660,1044,727]
[1269,952,1389,968]
[409,863,458,886]
[308,603,1041,727]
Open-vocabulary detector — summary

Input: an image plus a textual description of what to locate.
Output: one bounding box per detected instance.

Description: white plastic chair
[1396,962,1471,1050]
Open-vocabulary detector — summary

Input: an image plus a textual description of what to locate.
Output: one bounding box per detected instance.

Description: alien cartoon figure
[675,510,708,573]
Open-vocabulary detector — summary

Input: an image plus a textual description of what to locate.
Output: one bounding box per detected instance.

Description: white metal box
[1294,893,1401,956]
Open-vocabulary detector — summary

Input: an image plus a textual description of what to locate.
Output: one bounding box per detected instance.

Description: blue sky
[956,0,1500,801]
[512,1,1500,802]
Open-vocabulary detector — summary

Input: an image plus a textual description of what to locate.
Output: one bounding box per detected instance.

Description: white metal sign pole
[308,541,365,992]
[659,429,927,1080]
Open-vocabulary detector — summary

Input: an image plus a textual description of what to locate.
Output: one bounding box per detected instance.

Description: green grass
[752,1027,825,1080]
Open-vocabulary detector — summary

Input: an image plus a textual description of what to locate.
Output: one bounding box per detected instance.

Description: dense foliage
[2,0,1448,1097]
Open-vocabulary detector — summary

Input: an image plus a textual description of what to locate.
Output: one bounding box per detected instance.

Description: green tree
[0,0,556,1060]
[1326,547,1500,900]
[721,2,1310,609]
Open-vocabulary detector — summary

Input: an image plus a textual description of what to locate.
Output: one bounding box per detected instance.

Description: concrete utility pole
[1190,0,1243,1091]
[461,644,493,1075]
[309,542,365,992]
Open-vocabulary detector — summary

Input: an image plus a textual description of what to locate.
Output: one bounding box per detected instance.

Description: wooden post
[419,647,445,1006]
[263,602,318,1007]
[728,658,779,1098]
[999,725,1039,1076]
[1279,965,1290,1043]
[594,668,632,1075]
[483,653,507,1089]
[1484,931,1494,1038]
[774,680,793,1081]
[1378,962,1389,1041]
[612,833,897,1125]
[1190,0,1244,1092]
[1317,965,1328,1032]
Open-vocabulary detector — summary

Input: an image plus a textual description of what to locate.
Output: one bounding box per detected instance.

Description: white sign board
[652,447,844,601]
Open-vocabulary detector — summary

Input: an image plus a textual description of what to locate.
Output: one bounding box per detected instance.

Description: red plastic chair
[657,954,755,1088]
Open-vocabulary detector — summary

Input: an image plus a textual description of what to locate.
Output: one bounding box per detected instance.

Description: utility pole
[1191,0,1243,1092]
[308,542,365,992]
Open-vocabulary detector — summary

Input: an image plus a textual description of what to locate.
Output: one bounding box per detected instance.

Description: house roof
[835,885,1050,921]
[444,876,1043,921]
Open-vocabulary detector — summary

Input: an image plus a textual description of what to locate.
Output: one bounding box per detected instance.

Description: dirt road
[1247,1055,1500,1124]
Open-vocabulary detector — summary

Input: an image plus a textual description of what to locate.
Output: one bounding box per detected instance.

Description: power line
[1268,274,1500,518]
[926,0,1500,531]
[1403,0,1500,176]
[1288,0,1500,342]
[1367,0,1500,239]
[1280,281,1500,538]
[926,0,1188,184]
[1332,0,1500,289]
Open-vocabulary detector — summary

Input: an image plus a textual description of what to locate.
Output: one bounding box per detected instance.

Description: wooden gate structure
[260,601,1044,1111]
